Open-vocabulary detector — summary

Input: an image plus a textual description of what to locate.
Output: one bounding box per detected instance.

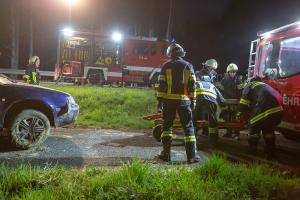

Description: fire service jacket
[239,81,283,126]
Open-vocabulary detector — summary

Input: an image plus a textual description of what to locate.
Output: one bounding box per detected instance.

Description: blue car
[0,74,79,149]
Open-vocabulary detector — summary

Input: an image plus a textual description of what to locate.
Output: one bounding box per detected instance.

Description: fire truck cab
[248,21,300,140]
[55,32,171,86]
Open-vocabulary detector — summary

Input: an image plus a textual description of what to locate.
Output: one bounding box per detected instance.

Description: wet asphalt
[0,128,207,168]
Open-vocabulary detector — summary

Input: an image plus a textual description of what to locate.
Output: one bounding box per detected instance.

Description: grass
[0,156,299,199]
[45,85,157,129]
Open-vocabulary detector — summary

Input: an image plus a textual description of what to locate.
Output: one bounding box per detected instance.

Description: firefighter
[194,76,225,146]
[239,77,283,156]
[157,43,200,164]
[196,59,218,82]
[23,56,41,85]
[219,63,244,139]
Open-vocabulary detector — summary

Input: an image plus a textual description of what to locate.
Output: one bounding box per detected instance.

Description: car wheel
[8,109,50,149]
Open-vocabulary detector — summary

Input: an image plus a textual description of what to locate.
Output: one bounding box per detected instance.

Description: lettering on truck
[283,94,300,106]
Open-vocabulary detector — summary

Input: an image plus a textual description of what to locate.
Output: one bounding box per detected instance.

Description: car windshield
[0,74,13,84]
[279,36,300,77]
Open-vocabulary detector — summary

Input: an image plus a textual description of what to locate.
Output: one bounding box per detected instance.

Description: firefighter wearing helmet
[23,56,41,85]
[196,59,218,83]
[219,63,244,139]
[238,77,283,157]
[194,75,225,146]
[157,43,201,163]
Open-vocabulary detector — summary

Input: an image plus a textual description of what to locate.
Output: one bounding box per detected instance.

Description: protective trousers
[249,112,283,155]
[162,101,196,160]
[194,100,218,145]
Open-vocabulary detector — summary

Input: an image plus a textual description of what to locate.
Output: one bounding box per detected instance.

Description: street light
[65,0,79,6]
[64,0,79,25]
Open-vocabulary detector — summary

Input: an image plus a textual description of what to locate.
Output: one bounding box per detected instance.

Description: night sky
[1,0,300,74]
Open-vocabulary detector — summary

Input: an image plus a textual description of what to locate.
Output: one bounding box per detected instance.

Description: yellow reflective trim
[157,92,191,100]
[157,92,166,98]
[161,131,172,138]
[32,72,37,83]
[196,91,217,99]
[23,74,30,79]
[166,69,172,94]
[237,84,244,90]
[251,82,265,89]
[163,93,191,100]
[184,136,196,142]
[240,98,250,105]
[250,106,283,124]
[158,75,165,81]
[184,68,190,95]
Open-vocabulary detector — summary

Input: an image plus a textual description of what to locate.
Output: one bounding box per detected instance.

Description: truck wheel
[153,125,162,142]
[87,70,105,85]
[8,109,50,149]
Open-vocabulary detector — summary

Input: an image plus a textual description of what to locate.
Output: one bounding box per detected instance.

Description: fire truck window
[151,44,157,56]
[133,44,148,55]
[258,43,273,77]
[161,45,168,56]
[279,37,300,77]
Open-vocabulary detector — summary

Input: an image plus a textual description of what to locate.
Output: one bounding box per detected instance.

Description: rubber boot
[185,141,201,164]
[248,135,259,155]
[158,138,171,162]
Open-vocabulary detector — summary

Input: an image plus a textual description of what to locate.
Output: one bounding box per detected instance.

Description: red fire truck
[54,31,171,85]
[248,21,300,140]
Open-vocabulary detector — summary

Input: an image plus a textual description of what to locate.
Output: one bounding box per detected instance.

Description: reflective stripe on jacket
[239,81,283,126]
[196,81,225,105]
[157,57,196,101]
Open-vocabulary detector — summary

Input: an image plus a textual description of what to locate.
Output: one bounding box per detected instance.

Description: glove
[191,100,196,111]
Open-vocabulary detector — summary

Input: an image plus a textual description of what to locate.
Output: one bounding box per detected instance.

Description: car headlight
[67,96,76,108]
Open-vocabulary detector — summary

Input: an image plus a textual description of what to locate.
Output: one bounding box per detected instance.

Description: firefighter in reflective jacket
[196,59,218,83]
[239,77,283,156]
[219,63,244,138]
[157,43,200,164]
[194,76,225,146]
[23,56,41,85]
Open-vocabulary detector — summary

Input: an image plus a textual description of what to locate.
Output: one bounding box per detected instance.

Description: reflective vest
[23,64,40,85]
[239,81,283,126]
[196,81,225,105]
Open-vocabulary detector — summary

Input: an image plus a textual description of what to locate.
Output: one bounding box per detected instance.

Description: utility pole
[149,1,155,37]
[29,0,33,58]
[10,0,19,70]
[166,0,173,39]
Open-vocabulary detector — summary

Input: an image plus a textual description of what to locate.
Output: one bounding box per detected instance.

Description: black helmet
[166,43,186,58]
